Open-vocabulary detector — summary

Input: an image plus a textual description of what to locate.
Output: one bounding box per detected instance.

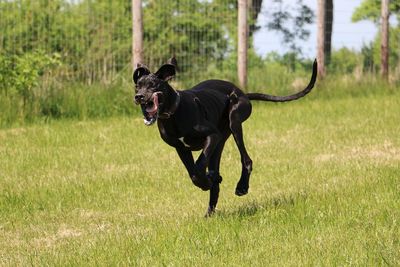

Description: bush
[329,48,363,74]
[0,51,137,127]
[0,51,60,97]
[0,51,61,125]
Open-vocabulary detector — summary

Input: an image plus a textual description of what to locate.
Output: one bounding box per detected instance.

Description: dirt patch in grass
[33,225,82,248]
[315,141,400,164]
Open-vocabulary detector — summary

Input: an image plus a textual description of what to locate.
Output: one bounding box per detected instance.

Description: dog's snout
[134,94,144,104]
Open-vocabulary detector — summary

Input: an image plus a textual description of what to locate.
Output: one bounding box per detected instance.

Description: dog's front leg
[195,133,220,171]
[194,133,221,187]
[176,147,212,191]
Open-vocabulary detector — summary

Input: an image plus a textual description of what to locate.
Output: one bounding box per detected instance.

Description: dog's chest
[158,121,205,151]
[178,137,190,148]
[178,136,205,151]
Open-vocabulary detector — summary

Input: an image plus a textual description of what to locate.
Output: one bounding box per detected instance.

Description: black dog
[133,58,317,216]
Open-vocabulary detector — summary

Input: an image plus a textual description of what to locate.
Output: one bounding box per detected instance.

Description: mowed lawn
[0,87,399,266]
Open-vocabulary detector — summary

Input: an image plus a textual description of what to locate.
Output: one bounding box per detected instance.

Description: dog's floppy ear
[133,64,150,84]
[155,64,176,81]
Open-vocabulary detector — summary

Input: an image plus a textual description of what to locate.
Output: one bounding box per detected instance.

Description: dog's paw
[235,186,249,196]
[191,174,212,191]
[205,206,216,218]
[207,171,222,184]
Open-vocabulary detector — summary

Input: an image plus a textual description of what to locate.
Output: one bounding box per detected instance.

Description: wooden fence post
[317,0,326,78]
[238,0,248,89]
[381,0,389,80]
[132,0,144,69]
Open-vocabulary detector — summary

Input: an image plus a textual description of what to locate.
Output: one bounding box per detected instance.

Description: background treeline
[0,0,399,127]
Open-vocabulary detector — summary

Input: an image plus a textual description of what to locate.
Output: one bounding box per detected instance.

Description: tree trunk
[238,0,248,89]
[317,0,326,78]
[249,0,263,37]
[132,0,143,69]
[325,0,333,66]
[381,0,389,80]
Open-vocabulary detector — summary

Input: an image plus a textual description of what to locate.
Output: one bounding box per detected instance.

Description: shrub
[329,48,363,74]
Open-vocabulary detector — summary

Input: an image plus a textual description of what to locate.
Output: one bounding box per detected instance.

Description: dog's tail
[246,59,317,103]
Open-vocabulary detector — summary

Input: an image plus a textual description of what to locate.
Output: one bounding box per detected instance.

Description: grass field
[1,83,399,266]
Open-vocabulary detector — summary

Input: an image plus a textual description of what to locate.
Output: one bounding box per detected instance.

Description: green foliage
[2,47,396,128]
[0,0,238,83]
[352,0,400,23]
[356,27,400,73]
[0,50,136,127]
[0,0,133,83]
[361,42,376,72]
[329,48,362,74]
[13,52,60,100]
[0,51,60,124]
[350,1,400,74]
[0,81,136,128]
[0,55,14,96]
[266,0,314,57]
[0,0,399,128]
[142,0,236,74]
[374,27,400,68]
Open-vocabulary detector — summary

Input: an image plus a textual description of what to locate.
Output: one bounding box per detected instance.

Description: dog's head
[133,58,177,126]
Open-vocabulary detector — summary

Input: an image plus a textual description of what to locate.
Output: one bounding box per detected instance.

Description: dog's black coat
[133,58,317,216]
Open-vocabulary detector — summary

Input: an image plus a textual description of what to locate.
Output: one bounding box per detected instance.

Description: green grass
[0,83,399,265]
[0,81,137,128]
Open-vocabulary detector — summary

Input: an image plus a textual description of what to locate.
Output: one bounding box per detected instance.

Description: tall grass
[0,81,137,128]
[1,66,397,129]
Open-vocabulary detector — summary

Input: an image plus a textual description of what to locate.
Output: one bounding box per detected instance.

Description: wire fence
[0,0,397,89]
[0,0,244,86]
[0,0,132,84]
[140,0,239,86]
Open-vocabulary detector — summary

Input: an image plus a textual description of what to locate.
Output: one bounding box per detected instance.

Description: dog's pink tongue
[146,93,158,116]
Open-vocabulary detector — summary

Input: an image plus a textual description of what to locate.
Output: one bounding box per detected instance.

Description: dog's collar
[159,91,180,119]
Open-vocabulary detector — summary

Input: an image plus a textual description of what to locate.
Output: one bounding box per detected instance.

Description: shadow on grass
[216,191,309,219]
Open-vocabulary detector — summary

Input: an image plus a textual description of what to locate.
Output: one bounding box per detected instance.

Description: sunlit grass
[0,86,399,265]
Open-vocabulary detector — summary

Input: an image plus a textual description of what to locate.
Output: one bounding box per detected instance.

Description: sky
[253,0,379,58]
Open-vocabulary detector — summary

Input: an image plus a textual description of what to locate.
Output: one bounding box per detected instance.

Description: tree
[317,0,334,78]
[249,0,264,37]
[352,0,400,75]
[352,0,400,23]
[1,0,235,84]
[266,0,314,70]
[381,0,389,80]
[0,0,134,84]
[142,0,233,74]
[325,0,333,66]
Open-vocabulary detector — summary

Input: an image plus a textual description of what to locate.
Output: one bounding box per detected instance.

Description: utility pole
[132,0,144,69]
[238,0,248,89]
[381,0,389,80]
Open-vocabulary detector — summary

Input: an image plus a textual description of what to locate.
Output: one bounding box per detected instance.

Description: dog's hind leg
[228,93,253,196]
[231,123,253,196]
